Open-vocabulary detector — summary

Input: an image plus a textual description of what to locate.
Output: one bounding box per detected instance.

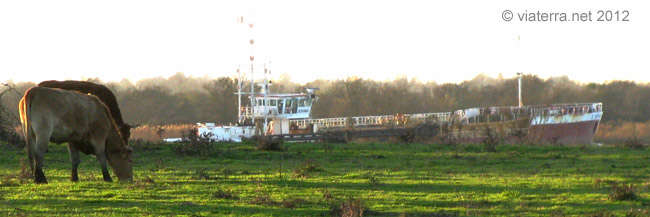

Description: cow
[19,87,133,183]
[38,80,138,144]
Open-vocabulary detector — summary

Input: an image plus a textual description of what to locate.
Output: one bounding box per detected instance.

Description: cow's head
[118,123,140,144]
[107,146,134,182]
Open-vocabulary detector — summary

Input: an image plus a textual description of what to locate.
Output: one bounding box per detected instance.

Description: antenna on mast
[237,12,273,135]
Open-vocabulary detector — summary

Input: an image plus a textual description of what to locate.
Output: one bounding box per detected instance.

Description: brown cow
[19,87,133,183]
[38,80,137,144]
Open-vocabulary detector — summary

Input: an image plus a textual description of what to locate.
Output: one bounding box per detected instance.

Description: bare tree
[0,83,24,147]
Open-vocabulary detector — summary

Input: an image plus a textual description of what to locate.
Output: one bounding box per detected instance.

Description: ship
[195,16,603,145]
[197,83,603,145]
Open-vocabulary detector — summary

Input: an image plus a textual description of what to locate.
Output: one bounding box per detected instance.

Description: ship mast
[249,14,255,125]
[238,13,272,134]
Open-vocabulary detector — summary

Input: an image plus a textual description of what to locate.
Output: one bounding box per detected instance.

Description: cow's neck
[105,126,125,150]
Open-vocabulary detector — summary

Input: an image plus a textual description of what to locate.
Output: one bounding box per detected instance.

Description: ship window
[270,99,277,106]
[299,99,306,107]
[304,99,312,106]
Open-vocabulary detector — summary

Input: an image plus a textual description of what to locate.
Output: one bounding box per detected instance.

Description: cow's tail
[19,88,34,173]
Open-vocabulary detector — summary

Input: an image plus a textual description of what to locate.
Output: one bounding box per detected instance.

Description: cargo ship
[195,17,602,145]
[197,84,603,145]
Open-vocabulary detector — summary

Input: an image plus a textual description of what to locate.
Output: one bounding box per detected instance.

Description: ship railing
[240,106,279,118]
[290,112,452,130]
[240,107,253,118]
[527,102,602,117]
[463,103,602,121]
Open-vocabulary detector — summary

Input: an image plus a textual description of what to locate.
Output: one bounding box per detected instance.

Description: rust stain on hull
[528,120,600,145]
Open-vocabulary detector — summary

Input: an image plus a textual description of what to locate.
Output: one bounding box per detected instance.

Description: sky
[0,0,648,84]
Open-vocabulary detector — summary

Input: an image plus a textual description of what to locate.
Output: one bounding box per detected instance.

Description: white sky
[0,0,648,84]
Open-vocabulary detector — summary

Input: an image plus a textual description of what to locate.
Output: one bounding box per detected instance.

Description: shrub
[281,198,307,209]
[129,139,164,151]
[322,189,335,202]
[212,189,238,200]
[322,143,334,153]
[366,173,382,187]
[191,168,215,180]
[0,86,24,149]
[587,210,615,217]
[512,127,527,144]
[172,128,218,157]
[323,130,351,143]
[249,194,276,206]
[624,134,644,150]
[398,128,416,143]
[0,117,23,150]
[609,183,636,201]
[2,158,34,186]
[256,136,285,151]
[143,176,155,183]
[329,198,364,217]
[483,128,498,153]
[294,158,321,178]
[399,123,438,143]
[627,208,650,217]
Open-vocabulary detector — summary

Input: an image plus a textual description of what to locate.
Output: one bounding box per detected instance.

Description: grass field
[2,141,650,216]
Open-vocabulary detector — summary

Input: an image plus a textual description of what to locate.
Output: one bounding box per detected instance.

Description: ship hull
[527,120,600,145]
[446,110,603,145]
[527,112,602,145]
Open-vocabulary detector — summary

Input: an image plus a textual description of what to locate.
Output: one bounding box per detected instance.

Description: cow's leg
[96,154,113,182]
[67,143,81,182]
[93,148,113,182]
[33,136,49,184]
[25,134,35,174]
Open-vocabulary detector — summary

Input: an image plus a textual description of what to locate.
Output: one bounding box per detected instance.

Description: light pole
[237,67,242,124]
[517,72,523,107]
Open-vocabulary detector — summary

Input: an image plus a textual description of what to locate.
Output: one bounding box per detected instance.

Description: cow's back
[22,87,113,147]
[38,80,125,126]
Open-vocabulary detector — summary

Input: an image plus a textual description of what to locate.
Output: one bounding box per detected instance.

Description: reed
[130,124,195,141]
[595,121,650,144]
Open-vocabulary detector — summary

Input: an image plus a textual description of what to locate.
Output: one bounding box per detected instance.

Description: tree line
[1,72,648,126]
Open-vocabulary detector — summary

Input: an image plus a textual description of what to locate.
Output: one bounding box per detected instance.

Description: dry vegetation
[596,121,650,144]
[129,124,194,141]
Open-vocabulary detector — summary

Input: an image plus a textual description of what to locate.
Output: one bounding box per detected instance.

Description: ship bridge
[241,93,316,120]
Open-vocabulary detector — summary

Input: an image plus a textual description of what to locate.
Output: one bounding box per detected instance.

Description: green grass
[2,142,650,216]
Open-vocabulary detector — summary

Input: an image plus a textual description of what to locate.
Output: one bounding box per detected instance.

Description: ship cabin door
[285,99,294,114]
[291,98,299,113]
[278,99,285,114]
